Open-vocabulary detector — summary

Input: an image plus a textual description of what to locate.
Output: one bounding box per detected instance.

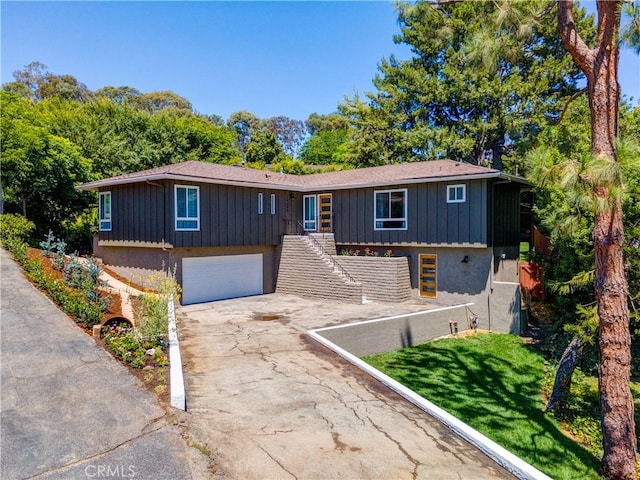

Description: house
[78,160,530,333]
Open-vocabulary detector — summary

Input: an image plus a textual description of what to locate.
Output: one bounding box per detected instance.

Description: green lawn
[363,333,601,480]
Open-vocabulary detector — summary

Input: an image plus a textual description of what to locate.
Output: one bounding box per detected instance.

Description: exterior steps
[276,235,363,303]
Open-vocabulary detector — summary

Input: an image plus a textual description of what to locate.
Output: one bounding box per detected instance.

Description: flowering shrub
[103,321,169,369]
[339,247,393,257]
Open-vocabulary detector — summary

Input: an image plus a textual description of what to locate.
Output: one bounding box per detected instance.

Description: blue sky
[2,1,638,122]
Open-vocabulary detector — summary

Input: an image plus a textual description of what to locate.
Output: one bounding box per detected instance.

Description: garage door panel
[182,254,263,305]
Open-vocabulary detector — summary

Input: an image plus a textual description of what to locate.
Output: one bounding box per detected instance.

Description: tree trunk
[492,135,505,171]
[544,336,584,413]
[557,2,637,478]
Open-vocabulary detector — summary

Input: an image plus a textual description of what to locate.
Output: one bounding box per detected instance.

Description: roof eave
[77,173,301,192]
[77,170,530,192]
[496,172,532,186]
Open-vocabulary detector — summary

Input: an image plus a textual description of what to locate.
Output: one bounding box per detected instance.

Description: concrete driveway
[178,294,515,479]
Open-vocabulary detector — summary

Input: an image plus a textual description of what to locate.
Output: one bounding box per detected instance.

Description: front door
[419,254,437,298]
[318,193,332,232]
[303,195,317,231]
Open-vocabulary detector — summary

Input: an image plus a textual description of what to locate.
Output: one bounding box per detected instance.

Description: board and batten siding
[99,182,167,244]
[170,181,286,248]
[329,180,488,246]
[491,182,522,248]
[99,180,287,248]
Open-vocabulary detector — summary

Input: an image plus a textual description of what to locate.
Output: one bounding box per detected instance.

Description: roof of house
[78,160,529,192]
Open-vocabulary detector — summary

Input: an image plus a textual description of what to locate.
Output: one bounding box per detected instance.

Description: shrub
[0,213,35,244]
[134,267,181,345]
[21,253,104,326]
[0,214,35,260]
[40,231,57,256]
[103,327,167,369]
[63,211,96,254]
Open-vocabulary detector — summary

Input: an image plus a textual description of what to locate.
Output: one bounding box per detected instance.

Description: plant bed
[24,248,122,330]
[97,271,180,407]
[97,322,170,406]
[18,247,170,404]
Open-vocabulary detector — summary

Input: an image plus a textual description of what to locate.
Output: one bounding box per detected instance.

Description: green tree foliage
[527,99,640,328]
[305,112,349,134]
[299,129,349,165]
[227,110,261,162]
[622,0,640,54]
[245,130,287,165]
[299,113,350,165]
[132,90,192,113]
[0,63,241,241]
[0,91,94,237]
[5,61,92,102]
[340,1,593,169]
[95,85,194,112]
[94,85,142,105]
[262,116,306,158]
[36,96,239,177]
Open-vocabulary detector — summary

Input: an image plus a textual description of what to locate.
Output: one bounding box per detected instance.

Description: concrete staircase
[276,234,363,303]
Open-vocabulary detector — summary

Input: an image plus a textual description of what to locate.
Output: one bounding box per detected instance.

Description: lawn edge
[306,328,553,480]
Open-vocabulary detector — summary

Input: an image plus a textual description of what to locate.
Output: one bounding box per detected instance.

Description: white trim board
[307,308,552,480]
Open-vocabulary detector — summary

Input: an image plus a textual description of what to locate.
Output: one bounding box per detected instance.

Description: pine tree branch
[557,0,595,76]
[555,87,588,125]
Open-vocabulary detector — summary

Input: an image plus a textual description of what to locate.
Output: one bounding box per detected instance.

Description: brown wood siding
[329,180,488,245]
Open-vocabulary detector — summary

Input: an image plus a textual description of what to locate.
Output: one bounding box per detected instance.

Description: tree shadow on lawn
[371,340,600,479]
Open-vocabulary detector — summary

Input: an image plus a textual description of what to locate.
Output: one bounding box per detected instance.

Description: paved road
[179,294,515,480]
[0,249,210,480]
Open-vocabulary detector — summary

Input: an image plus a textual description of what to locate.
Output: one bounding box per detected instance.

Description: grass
[363,333,601,480]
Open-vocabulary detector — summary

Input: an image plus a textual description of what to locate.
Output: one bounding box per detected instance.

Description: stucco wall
[94,243,279,295]
[317,304,473,357]
[337,245,523,334]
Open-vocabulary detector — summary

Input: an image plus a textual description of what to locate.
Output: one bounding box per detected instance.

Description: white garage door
[182,254,263,305]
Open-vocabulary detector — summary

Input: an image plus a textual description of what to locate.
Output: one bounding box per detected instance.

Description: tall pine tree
[340,0,593,170]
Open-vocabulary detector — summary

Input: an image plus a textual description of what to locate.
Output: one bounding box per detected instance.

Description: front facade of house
[80,160,528,333]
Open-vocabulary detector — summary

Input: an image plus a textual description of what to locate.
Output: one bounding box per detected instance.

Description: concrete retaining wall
[334,256,412,303]
[316,304,474,357]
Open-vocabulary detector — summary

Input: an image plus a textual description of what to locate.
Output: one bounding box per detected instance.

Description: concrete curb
[168,300,186,410]
[306,327,553,480]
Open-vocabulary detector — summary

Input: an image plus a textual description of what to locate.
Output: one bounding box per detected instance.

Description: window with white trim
[175,185,200,231]
[374,189,407,230]
[99,191,112,231]
[447,184,466,203]
[270,193,276,215]
[258,193,264,214]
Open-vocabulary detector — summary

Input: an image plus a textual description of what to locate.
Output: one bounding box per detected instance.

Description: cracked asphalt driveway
[178,295,515,479]
[0,249,209,480]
